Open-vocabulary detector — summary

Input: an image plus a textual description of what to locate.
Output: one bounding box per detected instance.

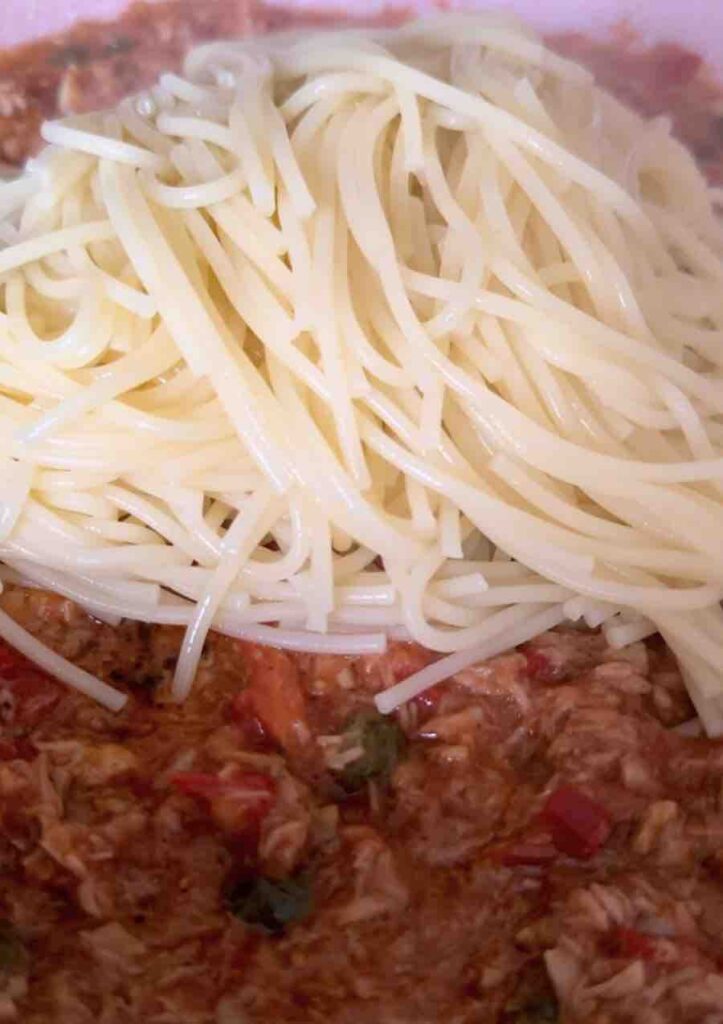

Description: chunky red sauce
[0,6,722,1023]
[0,586,721,1023]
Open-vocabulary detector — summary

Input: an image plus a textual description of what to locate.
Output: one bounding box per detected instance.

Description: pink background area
[1,0,722,75]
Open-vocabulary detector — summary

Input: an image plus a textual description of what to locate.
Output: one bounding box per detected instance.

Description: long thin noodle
[0,14,721,730]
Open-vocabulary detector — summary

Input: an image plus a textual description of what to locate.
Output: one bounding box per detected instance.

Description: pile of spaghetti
[0,13,722,730]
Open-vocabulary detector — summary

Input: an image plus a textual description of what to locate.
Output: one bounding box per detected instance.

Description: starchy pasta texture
[0,13,722,728]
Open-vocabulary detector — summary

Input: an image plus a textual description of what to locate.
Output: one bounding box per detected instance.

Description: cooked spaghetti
[0,13,722,729]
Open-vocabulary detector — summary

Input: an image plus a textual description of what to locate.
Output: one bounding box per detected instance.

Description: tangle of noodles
[0,13,722,731]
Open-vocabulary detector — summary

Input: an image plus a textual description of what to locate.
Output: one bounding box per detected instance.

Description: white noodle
[0,14,721,731]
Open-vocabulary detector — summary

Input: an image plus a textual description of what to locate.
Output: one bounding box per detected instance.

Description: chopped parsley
[228,874,312,935]
[335,710,406,794]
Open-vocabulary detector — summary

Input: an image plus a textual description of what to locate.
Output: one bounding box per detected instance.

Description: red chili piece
[616,927,656,961]
[413,683,445,715]
[542,785,612,859]
[171,769,276,819]
[523,649,554,682]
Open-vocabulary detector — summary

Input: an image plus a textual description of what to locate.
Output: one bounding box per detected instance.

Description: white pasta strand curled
[0,13,721,730]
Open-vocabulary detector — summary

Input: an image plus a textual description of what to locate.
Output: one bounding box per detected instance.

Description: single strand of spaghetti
[157,71,210,104]
[439,497,464,559]
[41,121,165,171]
[281,71,388,122]
[95,269,157,318]
[656,377,719,465]
[7,558,159,606]
[405,476,438,539]
[154,113,235,153]
[140,165,246,209]
[217,618,387,655]
[0,220,114,277]
[37,488,117,519]
[604,617,657,648]
[0,174,39,219]
[466,583,572,606]
[24,260,83,300]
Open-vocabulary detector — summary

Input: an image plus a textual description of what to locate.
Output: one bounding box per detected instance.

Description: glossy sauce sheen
[0,5,723,1023]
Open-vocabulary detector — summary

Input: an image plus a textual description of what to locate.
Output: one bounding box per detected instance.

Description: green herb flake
[336,711,406,793]
[104,36,135,57]
[0,921,27,974]
[228,874,312,935]
[50,44,92,67]
[505,996,559,1023]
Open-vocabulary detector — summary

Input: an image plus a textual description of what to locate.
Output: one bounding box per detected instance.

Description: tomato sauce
[0,6,722,1022]
[0,586,720,1023]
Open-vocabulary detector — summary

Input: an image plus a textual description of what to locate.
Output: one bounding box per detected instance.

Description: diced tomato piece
[0,737,34,761]
[542,786,612,860]
[171,771,226,798]
[171,769,275,806]
[616,927,656,961]
[413,683,445,715]
[171,768,276,835]
[523,649,553,682]
[236,644,309,751]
